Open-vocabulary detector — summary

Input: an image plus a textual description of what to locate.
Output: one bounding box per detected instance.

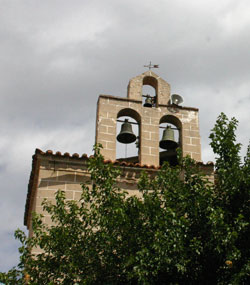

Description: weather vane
[144,61,159,70]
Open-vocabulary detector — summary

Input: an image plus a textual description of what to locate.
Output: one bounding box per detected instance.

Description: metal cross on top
[144,61,159,70]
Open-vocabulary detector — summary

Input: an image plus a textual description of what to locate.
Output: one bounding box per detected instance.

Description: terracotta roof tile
[34,148,214,168]
[72,153,80,158]
[24,148,214,226]
[33,148,176,169]
[103,159,112,164]
[35,148,44,155]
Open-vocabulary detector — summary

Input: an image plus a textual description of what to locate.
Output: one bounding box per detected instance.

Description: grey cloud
[0,0,249,271]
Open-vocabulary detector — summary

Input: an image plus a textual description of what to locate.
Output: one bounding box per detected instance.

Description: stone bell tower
[95,70,201,167]
[25,70,212,239]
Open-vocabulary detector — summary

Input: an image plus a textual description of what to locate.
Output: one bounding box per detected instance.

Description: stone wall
[25,152,214,241]
[127,70,171,105]
[25,71,210,245]
[26,154,157,232]
[96,96,201,166]
[96,71,201,167]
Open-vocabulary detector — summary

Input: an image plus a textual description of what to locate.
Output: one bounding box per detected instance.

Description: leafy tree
[1,113,249,284]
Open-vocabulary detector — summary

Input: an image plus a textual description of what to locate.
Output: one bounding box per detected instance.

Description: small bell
[143,95,153,107]
[117,119,137,144]
[159,126,178,150]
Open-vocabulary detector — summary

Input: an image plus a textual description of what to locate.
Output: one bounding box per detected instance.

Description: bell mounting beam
[142,94,156,98]
[117,119,138,125]
[117,119,179,130]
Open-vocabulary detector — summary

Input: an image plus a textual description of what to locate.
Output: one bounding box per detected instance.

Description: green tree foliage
[1,113,249,284]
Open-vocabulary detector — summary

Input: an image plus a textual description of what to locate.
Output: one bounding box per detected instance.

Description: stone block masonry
[25,151,214,242]
[96,71,202,166]
[24,70,210,243]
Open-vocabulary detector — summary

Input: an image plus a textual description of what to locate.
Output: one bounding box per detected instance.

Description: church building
[24,70,214,236]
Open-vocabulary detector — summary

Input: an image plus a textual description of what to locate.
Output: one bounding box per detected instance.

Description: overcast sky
[1,0,249,271]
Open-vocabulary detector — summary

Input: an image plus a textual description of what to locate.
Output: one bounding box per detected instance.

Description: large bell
[143,95,153,107]
[160,126,178,150]
[117,119,137,144]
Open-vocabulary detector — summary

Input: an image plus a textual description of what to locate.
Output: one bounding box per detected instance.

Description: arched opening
[159,115,182,166]
[142,76,158,108]
[116,108,141,163]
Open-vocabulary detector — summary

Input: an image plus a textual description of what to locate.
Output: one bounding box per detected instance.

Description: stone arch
[116,108,141,162]
[160,115,182,129]
[143,75,158,89]
[117,108,141,123]
[159,115,182,165]
[127,71,170,105]
[142,76,158,107]
[159,115,182,148]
